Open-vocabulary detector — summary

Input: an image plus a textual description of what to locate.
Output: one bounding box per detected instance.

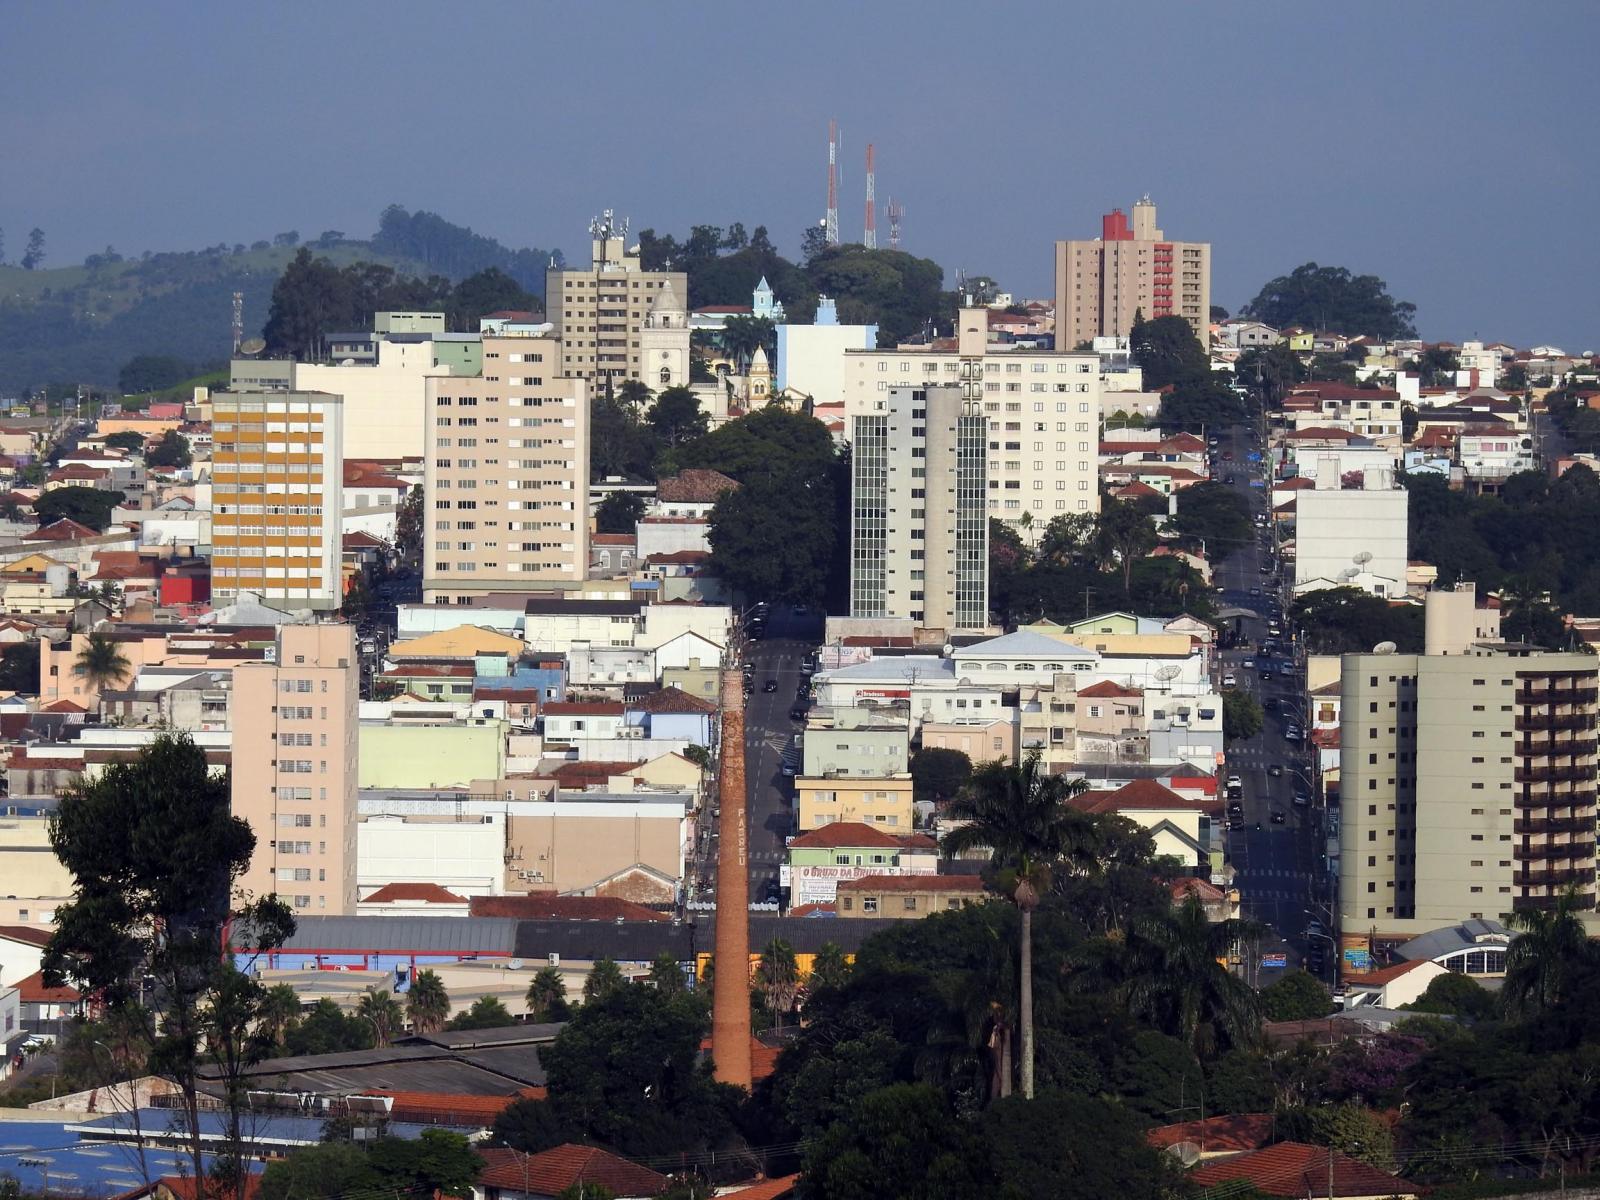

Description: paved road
[1211,424,1329,970]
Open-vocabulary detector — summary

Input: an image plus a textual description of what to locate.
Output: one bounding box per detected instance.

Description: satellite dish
[1167,1142,1203,1167]
[1156,664,1183,681]
[508,958,524,971]
[238,337,266,356]
[1340,567,1361,580]
[1353,551,1374,565]
[1374,641,1398,655]
[942,644,954,656]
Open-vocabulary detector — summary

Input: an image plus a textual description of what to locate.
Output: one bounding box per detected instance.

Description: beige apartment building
[422,334,591,605]
[211,389,344,611]
[545,215,689,387]
[1339,632,1598,950]
[1053,197,1211,348]
[796,775,915,830]
[232,624,361,915]
[843,309,1103,533]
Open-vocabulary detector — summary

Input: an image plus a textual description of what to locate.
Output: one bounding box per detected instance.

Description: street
[1211,424,1327,966]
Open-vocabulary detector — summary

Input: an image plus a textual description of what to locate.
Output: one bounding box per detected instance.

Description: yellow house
[386,625,527,661]
[1,553,66,576]
[629,751,704,793]
[796,775,914,830]
[1286,330,1315,353]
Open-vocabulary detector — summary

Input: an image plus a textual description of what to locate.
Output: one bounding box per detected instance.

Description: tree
[1402,972,1494,1021]
[720,315,776,368]
[341,571,373,622]
[357,988,406,1047]
[74,631,132,690]
[258,984,303,1047]
[1173,481,1252,561]
[583,958,627,1003]
[526,966,572,1021]
[647,387,708,447]
[708,468,838,608]
[798,1083,991,1200]
[1292,587,1425,654]
[758,939,801,1031]
[104,430,148,453]
[394,486,423,568]
[406,968,451,1033]
[448,267,538,328]
[940,750,1095,1099]
[281,998,372,1056]
[1131,313,1211,391]
[44,734,295,1192]
[262,248,349,358]
[1502,887,1592,1014]
[594,491,645,535]
[910,746,972,805]
[1222,688,1263,743]
[35,486,125,532]
[1095,499,1159,594]
[1112,896,1263,1058]
[145,429,192,469]
[21,228,45,270]
[808,943,851,996]
[0,640,40,694]
[272,231,301,247]
[117,355,193,394]
[1241,263,1417,340]
[617,378,653,411]
[981,1092,1179,1200]
[446,995,515,1031]
[1259,970,1332,1021]
[259,1128,481,1200]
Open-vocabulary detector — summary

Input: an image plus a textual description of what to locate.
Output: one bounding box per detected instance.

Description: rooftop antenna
[886,196,904,249]
[825,120,840,247]
[231,291,244,354]
[864,143,877,249]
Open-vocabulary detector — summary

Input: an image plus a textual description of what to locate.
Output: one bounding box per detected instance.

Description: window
[862,896,879,914]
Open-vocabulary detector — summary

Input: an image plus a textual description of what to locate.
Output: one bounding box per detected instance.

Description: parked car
[1284,725,1304,742]
[1270,809,1287,825]
[789,706,808,722]
[763,680,779,693]
[1222,672,1237,687]
[1267,764,1283,777]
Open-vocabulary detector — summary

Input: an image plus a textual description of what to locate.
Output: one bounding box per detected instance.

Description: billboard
[791,863,936,906]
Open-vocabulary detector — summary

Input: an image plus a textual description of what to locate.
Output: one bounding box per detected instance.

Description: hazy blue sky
[4,1,1597,348]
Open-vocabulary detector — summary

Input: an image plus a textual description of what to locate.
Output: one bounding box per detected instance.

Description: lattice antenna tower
[231,291,244,354]
[825,120,840,247]
[864,144,877,249]
[886,197,904,249]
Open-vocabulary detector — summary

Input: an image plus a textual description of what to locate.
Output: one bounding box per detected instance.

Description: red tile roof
[40,699,87,713]
[787,902,837,918]
[25,517,101,541]
[14,970,81,1004]
[1077,680,1143,699]
[1284,427,1360,441]
[364,1088,543,1123]
[476,1144,667,1197]
[551,760,641,787]
[1346,958,1434,987]
[628,685,714,714]
[0,925,54,947]
[1112,481,1165,498]
[591,533,636,545]
[718,1176,800,1200]
[656,469,740,504]
[362,882,467,905]
[698,1034,781,1082]
[1169,877,1226,904]
[836,874,987,894]
[1147,1111,1275,1153]
[1069,777,1221,815]
[342,531,387,549]
[1189,1142,1418,1198]
[543,701,624,716]
[789,822,908,850]
[468,894,668,922]
[149,1173,264,1200]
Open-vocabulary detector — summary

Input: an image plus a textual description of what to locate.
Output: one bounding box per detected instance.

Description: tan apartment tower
[422,333,591,605]
[1053,196,1211,348]
[231,624,361,915]
[211,389,343,610]
[711,667,752,1088]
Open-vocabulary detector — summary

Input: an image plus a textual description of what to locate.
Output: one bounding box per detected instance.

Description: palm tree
[939,749,1095,1098]
[405,969,451,1034]
[617,378,653,411]
[1116,895,1263,1058]
[757,938,800,1031]
[526,967,571,1022]
[1503,888,1591,1014]
[75,631,131,690]
[356,988,405,1047]
[807,942,852,995]
[583,958,626,1003]
[258,984,303,1047]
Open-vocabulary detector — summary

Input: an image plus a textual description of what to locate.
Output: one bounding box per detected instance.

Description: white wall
[357,815,505,896]
[1295,470,1409,598]
[777,322,878,405]
[293,341,452,461]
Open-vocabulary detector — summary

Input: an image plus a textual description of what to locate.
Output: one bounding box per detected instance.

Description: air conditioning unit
[547,952,560,967]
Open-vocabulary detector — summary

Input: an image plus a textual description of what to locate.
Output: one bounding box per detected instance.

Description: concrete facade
[545,224,689,387]
[1294,460,1408,598]
[795,775,915,830]
[232,625,360,915]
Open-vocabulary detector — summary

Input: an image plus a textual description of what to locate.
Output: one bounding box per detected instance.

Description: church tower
[747,344,771,409]
[640,280,690,390]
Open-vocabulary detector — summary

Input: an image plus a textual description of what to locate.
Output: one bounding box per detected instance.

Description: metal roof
[279,915,520,954]
[195,1042,548,1094]
[1394,918,1511,963]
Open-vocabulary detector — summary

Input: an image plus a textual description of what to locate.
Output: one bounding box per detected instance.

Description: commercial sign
[791,864,936,906]
[856,688,911,701]
[1260,953,1288,969]
[1342,947,1372,972]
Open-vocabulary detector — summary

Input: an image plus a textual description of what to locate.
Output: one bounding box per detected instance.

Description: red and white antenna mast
[864,144,877,249]
[825,119,840,247]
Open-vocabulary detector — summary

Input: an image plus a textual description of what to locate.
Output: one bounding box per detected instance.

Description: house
[356,882,471,917]
[474,1144,667,1200]
[1067,779,1221,874]
[835,874,988,918]
[1189,1142,1419,1199]
[786,822,938,906]
[14,970,84,1029]
[652,469,739,518]
[1340,957,1446,1006]
[0,924,51,985]
[625,685,715,744]
[1146,1111,1275,1160]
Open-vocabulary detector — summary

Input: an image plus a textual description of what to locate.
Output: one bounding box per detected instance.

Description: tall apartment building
[545,214,688,388]
[843,309,1102,532]
[1339,601,1598,950]
[850,384,988,632]
[1053,197,1211,348]
[232,624,360,915]
[422,333,590,605]
[211,389,343,611]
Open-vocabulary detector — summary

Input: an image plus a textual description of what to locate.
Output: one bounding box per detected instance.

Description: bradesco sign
[792,864,936,906]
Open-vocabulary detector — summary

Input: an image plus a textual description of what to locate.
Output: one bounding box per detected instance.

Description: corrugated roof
[279,915,520,954]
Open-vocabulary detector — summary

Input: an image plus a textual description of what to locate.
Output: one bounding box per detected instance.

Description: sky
[3,0,1598,349]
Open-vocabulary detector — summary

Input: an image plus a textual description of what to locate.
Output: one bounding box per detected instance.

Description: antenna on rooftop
[231,291,244,354]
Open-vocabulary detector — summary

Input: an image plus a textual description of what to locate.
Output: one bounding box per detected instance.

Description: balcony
[1516,764,1596,784]
[1516,712,1598,732]
[1525,839,1597,862]
[1517,736,1600,757]
[1517,685,1599,707]
[1512,866,1594,888]
[1515,816,1597,835]
[1517,891,1597,911]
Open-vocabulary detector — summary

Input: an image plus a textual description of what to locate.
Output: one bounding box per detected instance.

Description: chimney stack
[710,666,752,1088]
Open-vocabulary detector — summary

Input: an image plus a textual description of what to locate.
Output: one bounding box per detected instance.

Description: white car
[1225,775,1243,791]
[1222,672,1238,687]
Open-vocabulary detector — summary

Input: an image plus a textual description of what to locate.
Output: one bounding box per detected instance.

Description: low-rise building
[835,874,987,919]
[784,822,938,907]
[795,774,915,831]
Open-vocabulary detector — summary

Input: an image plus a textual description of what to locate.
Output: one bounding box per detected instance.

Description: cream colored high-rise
[422,333,590,605]
[1053,196,1211,348]
[211,389,343,611]
[843,308,1102,533]
[546,224,688,387]
[232,624,360,915]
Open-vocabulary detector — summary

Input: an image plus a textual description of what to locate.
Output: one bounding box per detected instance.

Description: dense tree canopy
[1241,262,1418,339]
[1291,586,1424,653]
[35,485,126,532]
[1172,481,1253,561]
[117,354,194,394]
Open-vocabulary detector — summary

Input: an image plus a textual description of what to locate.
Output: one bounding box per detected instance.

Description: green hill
[0,209,563,394]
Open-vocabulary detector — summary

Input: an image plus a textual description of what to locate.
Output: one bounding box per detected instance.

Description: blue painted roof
[0,1119,259,1196]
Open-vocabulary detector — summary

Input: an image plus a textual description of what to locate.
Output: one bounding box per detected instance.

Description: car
[1267,622,1283,636]
[1293,789,1311,807]
[1259,665,1274,679]
[1227,801,1244,816]
[1306,918,1326,938]
[1270,810,1287,825]
[762,680,779,693]
[1222,672,1237,687]
[1222,451,1234,461]
[1284,725,1304,742]
[1267,764,1283,777]
[789,706,808,722]
[1223,474,1236,485]
[1248,586,1263,597]
[1259,562,1273,574]
[1241,658,1255,669]
[1226,774,1243,791]
[780,759,798,777]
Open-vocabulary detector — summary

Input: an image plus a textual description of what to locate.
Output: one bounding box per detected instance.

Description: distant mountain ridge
[0,207,564,392]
